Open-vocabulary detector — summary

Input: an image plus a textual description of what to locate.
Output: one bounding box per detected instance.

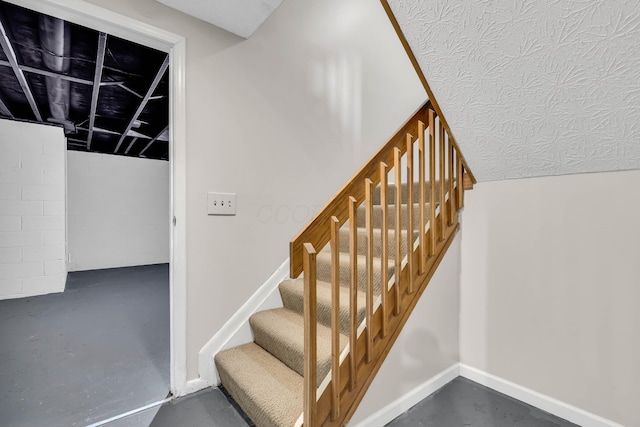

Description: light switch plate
[207,192,236,215]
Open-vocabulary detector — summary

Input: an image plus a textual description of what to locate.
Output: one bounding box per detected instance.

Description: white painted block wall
[66,151,170,271]
[0,120,67,300]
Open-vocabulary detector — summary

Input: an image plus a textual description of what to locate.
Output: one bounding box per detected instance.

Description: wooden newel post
[303,243,317,427]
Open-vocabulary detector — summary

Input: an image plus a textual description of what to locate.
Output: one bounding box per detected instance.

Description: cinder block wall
[0,120,67,300]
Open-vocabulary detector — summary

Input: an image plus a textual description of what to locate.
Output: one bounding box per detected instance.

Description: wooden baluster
[365,178,374,364]
[406,133,414,293]
[457,150,464,210]
[303,243,317,427]
[439,120,446,240]
[348,196,358,391]
[418,121,426,274]
[393,147,402,315]
[429,109,437,256]
[330,216,340,421]
[379,162,389,338]
[447,132,456,226]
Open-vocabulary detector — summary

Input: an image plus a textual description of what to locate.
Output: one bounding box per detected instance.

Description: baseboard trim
[198,258,289,386]
[182,378,210,396]
[352,364,460,427]
[458,364,624,427]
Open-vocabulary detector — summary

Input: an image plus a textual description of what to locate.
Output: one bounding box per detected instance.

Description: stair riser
[356,203,427,230]
[371,181,446,205]
[250,309,347,386]
[316,251,393,294]
[337,226,416,261]
[279,280,365,337]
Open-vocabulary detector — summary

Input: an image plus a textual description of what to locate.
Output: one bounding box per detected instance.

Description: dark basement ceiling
[0,1,170,160]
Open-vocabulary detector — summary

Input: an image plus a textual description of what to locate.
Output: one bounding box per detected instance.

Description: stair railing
[291,99,475,426]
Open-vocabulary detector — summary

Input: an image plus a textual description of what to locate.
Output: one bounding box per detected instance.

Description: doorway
[1,0,187,422]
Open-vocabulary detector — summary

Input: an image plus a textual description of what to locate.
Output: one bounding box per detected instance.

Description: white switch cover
[207,192,237,215]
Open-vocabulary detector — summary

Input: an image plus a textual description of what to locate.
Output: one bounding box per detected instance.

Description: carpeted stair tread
[316,248,394,293]
[250,308,348,385]
[279,278,366,336]
[372,181,447,205]
[356,202,431,230]
[215,342,302,427]
[337,226,417,260]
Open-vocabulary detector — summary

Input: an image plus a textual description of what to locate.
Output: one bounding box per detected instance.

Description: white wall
[82,0,426,378]
[460,170,640,427]
[351,234,461,425]
[66,151,170,271]
[0,120,67,299]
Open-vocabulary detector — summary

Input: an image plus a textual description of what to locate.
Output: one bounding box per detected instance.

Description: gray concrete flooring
[386,377,578,427]
[103,377,578,426]
[103,388,252,427]
[0,264,170,427]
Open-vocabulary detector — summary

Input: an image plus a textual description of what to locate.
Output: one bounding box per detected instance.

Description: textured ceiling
[388,0,640,181]
[155,0,283,38]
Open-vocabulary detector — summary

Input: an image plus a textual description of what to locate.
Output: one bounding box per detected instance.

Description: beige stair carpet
[215,181,436,427]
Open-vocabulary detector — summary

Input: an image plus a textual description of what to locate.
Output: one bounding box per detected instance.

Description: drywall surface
[155,0,283,38]
[387,0,640,182]
[459,170,640,427]
[351,234,461,424]
[0,120,66,299]
[82,0,426,378]
[66,151,170,271]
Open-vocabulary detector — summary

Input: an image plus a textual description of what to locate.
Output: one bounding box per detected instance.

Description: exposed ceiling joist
[0,2,169,161]
[0,59,94,85]
[87,32,107,150]
[0,94,14,117]
[114,55,169,153]
[139,125,168,156]
[0,17,42,121]
[124,137,138,154]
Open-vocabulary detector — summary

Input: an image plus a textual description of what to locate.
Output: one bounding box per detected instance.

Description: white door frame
[6,0,190,396]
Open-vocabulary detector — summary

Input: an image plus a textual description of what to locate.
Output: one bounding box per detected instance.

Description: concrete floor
[102,377,577,426]
[0,264,578,427]
[386,377,578,427]
[0,264,170,427]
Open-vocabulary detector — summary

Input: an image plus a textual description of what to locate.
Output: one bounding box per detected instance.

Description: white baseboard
[351,364,460,427]
[197,258,290,386]
[458,364,624,427]
[181,378,210,396]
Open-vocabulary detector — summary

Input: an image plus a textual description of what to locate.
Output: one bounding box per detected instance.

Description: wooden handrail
[290,101,428,278]
[289,100,474,278]
[294,109,476,426]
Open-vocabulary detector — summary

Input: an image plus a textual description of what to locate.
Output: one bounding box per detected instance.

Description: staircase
[214,99,475,426]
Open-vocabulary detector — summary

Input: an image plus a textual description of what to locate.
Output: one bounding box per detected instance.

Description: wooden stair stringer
[315,218,460,427]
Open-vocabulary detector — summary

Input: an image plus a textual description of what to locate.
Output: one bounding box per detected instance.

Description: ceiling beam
[124,137,138,154]
[114,55,169,153]
[0,60,93,85]
[0,94,14,118]
[87,32,107,150]
[139,125,169,156]
[0,19,43,122]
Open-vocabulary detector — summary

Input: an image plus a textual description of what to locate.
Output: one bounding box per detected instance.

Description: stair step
[357,202,431,230]
[316,248,394,293]
[279,278,366,336]
[250,308,348,385]
[337,226,417,260]
[215,342,302,427]
[372,181,447,205]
